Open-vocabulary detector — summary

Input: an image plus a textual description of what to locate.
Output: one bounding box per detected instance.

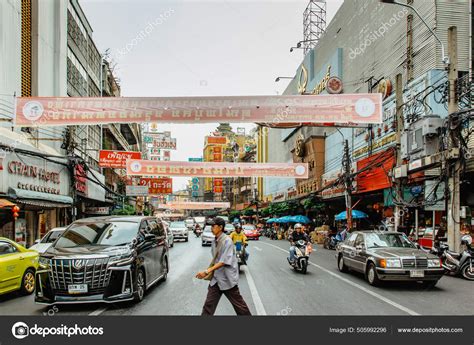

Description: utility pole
[394,73,404,232]
[447,26,460,251]
[342,139,353,230]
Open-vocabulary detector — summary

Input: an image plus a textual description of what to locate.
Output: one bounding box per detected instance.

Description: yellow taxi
[0,237,39,295]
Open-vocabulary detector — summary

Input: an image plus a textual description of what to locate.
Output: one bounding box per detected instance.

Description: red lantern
[12,205,20,219]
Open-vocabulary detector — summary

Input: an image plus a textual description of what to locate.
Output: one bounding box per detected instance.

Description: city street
[1,235,472,316]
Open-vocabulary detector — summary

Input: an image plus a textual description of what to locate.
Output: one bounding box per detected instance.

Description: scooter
[323,230,346,250]
[194,227,202,238]
[235,242,247,269]
[287,239,312,274]
[420,234,474,280]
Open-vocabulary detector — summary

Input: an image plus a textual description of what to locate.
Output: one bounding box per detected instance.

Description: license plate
[68,284,88,294]
[410,270,424,278]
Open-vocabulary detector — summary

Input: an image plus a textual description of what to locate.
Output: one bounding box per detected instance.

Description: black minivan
[35,216,169,305]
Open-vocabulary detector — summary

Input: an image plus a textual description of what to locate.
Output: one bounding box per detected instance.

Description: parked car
[243,224,259,240]
[35,216,169,305]
[169,221,189,242]
[161,220,174,248]
[30,227,66,254]
[201,225,214,246]
[336,231,444,287]
[224,223,235,235]
[0,238,39,296]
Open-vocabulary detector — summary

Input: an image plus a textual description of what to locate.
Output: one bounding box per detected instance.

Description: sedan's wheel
[185,237,189,242]
[338,255,348,273]
[20,268,35,295]
[366,263,381,286]
[461,262,474,281]
[134,269,146,303]
[162,259,168,282]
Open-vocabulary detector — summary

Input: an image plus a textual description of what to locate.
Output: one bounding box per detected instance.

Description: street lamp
[380,0,449,65]
[275,76,293,82]
[290,39,319,53]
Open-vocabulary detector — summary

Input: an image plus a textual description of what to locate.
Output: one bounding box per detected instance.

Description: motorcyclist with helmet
[229,223,249,263]
[288,223,309,263]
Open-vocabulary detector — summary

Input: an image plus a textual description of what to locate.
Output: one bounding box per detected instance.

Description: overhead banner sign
[15,94,383,127]
[126,160,309,178]
[158,202,230,210]
[99,150,141,168]
[139,178,173,194]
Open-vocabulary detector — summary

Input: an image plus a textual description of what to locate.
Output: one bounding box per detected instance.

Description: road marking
[259,241,420,316]
[241,266,267,315]
[253,246,262,251]
[89,307,107,316]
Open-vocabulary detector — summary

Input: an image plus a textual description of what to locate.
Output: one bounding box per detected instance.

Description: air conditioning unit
[400,115,443,161]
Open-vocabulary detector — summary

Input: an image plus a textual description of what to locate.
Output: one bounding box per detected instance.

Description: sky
[80,0,344,190]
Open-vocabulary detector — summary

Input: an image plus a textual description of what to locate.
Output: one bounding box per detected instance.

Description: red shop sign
[99,150,141,168]
[355,150,395,194]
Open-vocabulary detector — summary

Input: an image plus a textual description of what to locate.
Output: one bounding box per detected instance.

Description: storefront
[0,152,72,247]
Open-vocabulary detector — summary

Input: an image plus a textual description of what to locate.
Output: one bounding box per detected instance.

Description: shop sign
[321,165,357,199]
[8,161,60,184]
[273,192,286,201]
[126,161,309,179]
[15,94,383,127]
[297,178,320,196]
[144,132,177,150]
[126,185,149,196]
[74,164,87,196]
[356,151,395,194]
[353,133,396,159]
[99,150,141,168]
[85,207,110,215]
[139,178,172,194]
[206,136,227,145]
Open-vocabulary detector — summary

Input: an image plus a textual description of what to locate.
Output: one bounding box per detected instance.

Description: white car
[184,218,195,230]
[29,227,66,253]
[201,225,214,246]
[170,221,189,242]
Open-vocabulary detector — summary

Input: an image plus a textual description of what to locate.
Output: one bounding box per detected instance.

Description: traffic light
[12,205,20,219]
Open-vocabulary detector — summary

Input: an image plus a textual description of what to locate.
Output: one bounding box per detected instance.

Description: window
[347,233,358,246]
[148,219,164,237]
[0,242,17,255]
[354,234,365,248]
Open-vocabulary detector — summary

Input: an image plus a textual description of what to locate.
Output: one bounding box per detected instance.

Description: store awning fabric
[0,199,16,208]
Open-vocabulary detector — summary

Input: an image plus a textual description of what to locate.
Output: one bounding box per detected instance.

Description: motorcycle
[194,227,202,238]
[420,234,474,281]
[235,242,247,269]
[287,239,312,274]
[270,228,278,240]
[323,230,346,250]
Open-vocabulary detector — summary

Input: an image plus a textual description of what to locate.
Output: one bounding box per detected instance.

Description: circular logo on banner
[355,98,376,118]
[295,165,307,176]
[192,177,199,184]
[130,161,142,173]
[22,101,44,121]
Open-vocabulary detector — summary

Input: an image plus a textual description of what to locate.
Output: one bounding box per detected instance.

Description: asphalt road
[1,234,472,316]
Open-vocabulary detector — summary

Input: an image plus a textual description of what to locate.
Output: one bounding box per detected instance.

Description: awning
[0,199,16,208]
[8,188,73,207]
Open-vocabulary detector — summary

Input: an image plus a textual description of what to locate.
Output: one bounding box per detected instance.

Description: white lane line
[253,246,262,251]
[259,241,420,316]
[89,306,108,316]
[241,266,267,315]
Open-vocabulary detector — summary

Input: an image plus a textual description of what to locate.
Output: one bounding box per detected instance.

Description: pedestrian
[195,217,251,315]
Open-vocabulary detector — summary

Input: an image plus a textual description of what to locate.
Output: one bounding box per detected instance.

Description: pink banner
[158,202,230,210]
[15,94,382,127]
[126,160,308,179]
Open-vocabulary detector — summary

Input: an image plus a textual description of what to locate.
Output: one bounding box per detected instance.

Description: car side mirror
[34,239,41,245]
[144,233,156,242]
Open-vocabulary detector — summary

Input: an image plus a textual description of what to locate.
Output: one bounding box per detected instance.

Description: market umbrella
[266,218,276,223]
[276,216,293,223]
[335,210,368,221]
[289,215,311,224]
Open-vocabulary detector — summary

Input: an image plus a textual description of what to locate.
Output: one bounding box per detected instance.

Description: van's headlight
[108,254,134,267]
[38,257,50,268]
[428,259,441,268]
